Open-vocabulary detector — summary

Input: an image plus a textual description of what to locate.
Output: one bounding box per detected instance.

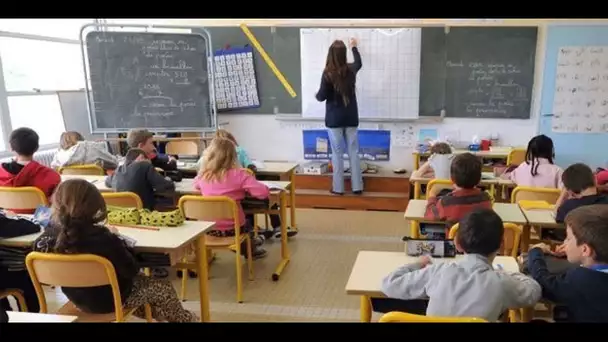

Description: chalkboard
[85,31,215,133]
[444,27,537,119]
[419,27,447,117]
[193,27,301,115]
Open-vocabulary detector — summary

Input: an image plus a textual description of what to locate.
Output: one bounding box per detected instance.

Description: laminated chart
[213,45,261,111]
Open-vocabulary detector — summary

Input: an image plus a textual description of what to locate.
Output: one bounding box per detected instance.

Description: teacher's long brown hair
[323,40,354,106]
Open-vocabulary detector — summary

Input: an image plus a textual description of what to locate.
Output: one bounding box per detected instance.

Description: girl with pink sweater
[193,138,269,259]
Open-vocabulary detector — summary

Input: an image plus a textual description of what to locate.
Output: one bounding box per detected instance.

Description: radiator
[0,149,57,168]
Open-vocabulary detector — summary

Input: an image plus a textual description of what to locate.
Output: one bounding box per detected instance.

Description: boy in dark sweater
[105,148,175,211]
[422,153,492,238]
[528,204,608,322]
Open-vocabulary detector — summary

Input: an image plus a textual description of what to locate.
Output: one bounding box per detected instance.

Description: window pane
[0,37,85,92]
[8,95,66,146]
[0,19,95,40]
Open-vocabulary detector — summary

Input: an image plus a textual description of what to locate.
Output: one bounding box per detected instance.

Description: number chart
[213,45,261,111]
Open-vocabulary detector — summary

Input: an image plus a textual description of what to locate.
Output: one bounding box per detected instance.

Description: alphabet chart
[300,28,421,120]
[213,45,261,111]
[552,46,608,133]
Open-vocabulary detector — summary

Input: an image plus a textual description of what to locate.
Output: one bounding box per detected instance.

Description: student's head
[124,148,149,166]
[199,138,238,182]
[51,179,107,253]
[214,129,238,146]
[564,205,608,266]
[9,127,39,158]
[525,134,555,175]
[562,163,596,197]
[59,131,84,150]
[324,40,353,106]
[450,153,482,189]
[127,129,155,154]
[430,142,452,155]
[455,208,504,257]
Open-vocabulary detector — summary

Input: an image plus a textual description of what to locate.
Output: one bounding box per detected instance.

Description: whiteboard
[300,28,421,120]
[552,46,608,133]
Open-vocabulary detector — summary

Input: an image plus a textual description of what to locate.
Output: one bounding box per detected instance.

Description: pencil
[111,224,161,231]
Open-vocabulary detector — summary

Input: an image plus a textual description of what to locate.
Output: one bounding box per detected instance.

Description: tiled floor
[43,208,407,322]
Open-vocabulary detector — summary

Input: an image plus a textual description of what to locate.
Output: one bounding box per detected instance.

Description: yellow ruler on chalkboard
[240,23,297,98]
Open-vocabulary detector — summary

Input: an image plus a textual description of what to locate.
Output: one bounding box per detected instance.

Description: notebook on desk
[264,182,284,190]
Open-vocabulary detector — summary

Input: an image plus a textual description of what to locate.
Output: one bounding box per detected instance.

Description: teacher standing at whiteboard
[315,38,363,195]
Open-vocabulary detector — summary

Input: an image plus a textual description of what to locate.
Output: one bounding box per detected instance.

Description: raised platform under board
[293,170,410,212]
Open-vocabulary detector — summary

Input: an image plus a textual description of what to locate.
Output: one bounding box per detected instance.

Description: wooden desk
[0,221,215,323]
[7,311,78,323]
[345,251,519,322]
[519,208,565,251]
[412,149,512,170]
[409,173,502,199]
[404,200,528,224]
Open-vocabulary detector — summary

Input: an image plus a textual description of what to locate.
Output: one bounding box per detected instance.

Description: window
[0,19,95,40]
[7,95,66,146]
[0,37,85,92]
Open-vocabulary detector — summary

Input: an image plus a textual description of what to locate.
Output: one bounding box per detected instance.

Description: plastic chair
[178,195,254,303]
[379,311,487,323]
[166,141,199,156]
[0,186,48,212]
[511,186,561,205]
[506,149,527,166]
[0,289,28,312]
[58,165,105,176]
[102,192,143,209]
[25,252,152,322]
[449,222,522,258]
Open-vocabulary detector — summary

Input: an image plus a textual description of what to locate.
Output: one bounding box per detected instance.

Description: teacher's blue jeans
[327,127,363,193]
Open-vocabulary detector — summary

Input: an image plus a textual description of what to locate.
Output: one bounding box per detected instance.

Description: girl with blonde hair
[194,138,269,259]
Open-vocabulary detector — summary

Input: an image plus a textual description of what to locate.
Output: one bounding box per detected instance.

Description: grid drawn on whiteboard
[300,28,421,120]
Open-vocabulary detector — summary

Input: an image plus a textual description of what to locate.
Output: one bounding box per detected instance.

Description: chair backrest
[379,311,487,323]
[166,141,199,156]
[511,186,561,204]
[506,148,527,166]
[25,252,126,320]
[178,195,239,231]
[449,222,522,258]
[518,200,554,210]
[102,192,143,209]
[0,186,48,210]
[426,179,453,198]
[58,165,105,176]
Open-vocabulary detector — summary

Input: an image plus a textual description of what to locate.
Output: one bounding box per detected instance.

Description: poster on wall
[302,130,391,161]
[552,46,608,133]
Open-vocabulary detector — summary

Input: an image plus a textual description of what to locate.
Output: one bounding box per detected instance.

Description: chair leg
[235,240,244,303]
[144,304,153,322]
[180,257,188,301]
[253,215,259,237]
[246,235,254,281]
[265,214,270,230]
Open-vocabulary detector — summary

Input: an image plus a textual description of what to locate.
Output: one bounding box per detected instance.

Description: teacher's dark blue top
[315,47,362,129]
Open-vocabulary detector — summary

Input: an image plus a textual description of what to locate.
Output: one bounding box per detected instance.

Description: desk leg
[289,170,298,232]
[521,224,531,252]
[360,296,372,322]
[194,235,210,322]
[272,191,290,281]
[414,181,421,199]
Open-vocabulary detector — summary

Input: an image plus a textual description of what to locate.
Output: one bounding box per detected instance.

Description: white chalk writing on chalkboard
[552,45,608,133]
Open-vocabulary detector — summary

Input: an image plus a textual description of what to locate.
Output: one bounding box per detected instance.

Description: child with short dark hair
[105,148,175,211]
[0,128,61,212]
[422,153,492,238]
[380,208,541,321]
[33,179,197,322]
[527,205,608,322]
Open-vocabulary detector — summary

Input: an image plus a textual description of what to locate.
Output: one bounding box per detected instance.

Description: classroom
[0,18,608,324]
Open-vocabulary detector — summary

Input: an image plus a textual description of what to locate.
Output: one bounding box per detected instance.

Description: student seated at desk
[379,209,541,321]
[0,128,61,213]
[527,205,608,322]
[127,129,177,172]
[51,131,118,171]
[596,167,608,193]
[502,134,563,189]
[194,138,268,259]
[411,142,453,180]
[33,179,197,322]
[0,211,43,314]
[105,148,175,211]
[521,163,608,276]
[421,153,492,238]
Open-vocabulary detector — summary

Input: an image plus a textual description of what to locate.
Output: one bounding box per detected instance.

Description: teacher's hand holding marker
[349,37,358,48]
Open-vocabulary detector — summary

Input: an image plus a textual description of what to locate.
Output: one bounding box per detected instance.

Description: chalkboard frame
[79,23,218,134]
